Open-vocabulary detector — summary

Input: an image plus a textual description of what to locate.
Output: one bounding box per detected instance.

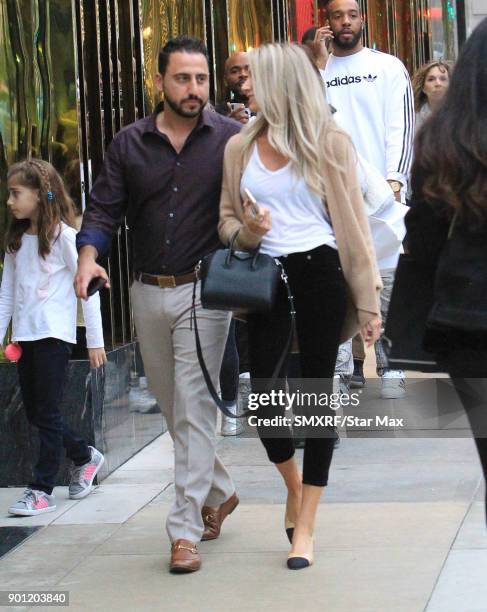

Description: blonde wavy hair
[241,43,345,200]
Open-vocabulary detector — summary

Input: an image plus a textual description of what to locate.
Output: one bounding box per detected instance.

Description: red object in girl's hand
[5,342,22,362]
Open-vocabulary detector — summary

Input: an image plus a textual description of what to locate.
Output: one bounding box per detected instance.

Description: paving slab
[52,484,162,525]
[94,501,467,557]
[102,468,173,486]
[426,549,487,612]
[109,433,173,471]
[474,482,485,502]
[54,547,446,612]
[1,422,486,612]
[227,461,481,504]
[452,502,487,549]
[0,524,119,585]
[217,434,480,466]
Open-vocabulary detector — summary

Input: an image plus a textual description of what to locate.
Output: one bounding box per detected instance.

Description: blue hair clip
[47,191,54,200]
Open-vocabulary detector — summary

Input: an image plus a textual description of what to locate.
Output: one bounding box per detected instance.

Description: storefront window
[394,0,416,74]
[287,0,314,42]
[363,0,391,52]
[429,0,458,59]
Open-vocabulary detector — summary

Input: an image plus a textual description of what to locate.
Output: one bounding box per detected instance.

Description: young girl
[0,159,107,516]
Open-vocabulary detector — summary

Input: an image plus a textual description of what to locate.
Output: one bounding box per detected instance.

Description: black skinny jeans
[247,244,348,486]
[18,338,91,495]
[439,348,487,525]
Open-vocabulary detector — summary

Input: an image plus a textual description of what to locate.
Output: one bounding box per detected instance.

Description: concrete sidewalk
[1,385,486,611]
[0,436,485,611]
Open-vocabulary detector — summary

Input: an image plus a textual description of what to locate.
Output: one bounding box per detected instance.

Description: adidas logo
[326,74,378,87]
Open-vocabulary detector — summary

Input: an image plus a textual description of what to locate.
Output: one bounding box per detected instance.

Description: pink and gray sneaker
[8,488,56,516]
[69,446,105,500]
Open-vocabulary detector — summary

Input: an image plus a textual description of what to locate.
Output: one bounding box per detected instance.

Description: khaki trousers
[131,280,234,542]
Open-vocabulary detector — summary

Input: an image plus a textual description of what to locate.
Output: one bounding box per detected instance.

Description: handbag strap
[191,261,296,419]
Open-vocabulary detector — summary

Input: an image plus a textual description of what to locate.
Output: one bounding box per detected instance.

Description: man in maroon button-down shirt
[75,36,240,574]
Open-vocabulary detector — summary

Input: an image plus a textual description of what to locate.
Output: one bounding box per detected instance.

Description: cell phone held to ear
[243,188,259,218]
[87,277,107,297]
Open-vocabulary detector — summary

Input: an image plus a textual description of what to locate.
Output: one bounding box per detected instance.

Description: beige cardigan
[218,131,382,343]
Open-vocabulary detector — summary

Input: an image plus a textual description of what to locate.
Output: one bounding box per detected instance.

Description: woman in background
[412,59,452,133]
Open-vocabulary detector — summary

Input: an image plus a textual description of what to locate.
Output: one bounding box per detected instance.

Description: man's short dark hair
[301,27,317,45]
[158,36,209,75]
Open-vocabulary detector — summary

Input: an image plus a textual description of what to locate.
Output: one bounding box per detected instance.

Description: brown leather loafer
[170,539,201,573]
[201,492,239,541]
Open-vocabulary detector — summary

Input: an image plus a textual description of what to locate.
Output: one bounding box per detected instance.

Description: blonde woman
[219,43,381,569]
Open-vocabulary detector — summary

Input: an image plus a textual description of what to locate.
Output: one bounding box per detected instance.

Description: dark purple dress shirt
[77,107,241,275]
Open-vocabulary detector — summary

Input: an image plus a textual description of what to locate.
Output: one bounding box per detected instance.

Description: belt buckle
[157,275,176,288]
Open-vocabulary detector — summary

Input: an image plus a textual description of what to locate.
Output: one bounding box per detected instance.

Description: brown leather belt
[137,271,196,288]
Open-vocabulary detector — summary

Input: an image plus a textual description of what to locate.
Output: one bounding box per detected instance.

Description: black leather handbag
[191,232,296,418]
[197,232,282,313]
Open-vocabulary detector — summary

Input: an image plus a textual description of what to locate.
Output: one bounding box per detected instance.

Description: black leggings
[439,348,487,525]
[247,244,348,486]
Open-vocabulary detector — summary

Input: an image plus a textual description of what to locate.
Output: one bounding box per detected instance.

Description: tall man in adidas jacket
[324,0,414,399]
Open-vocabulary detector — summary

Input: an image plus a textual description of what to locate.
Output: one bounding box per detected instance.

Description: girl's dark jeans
[247,244,348,486]
[18,338,91,495]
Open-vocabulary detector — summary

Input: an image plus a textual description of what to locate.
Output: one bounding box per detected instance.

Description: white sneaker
[238,374,251,415]
[381,370,406,399]
[221,405,244,436]
[8,488,56,516]
[69,446,105,499]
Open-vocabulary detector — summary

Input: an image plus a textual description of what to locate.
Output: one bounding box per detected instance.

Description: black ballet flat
[287,536,314,570]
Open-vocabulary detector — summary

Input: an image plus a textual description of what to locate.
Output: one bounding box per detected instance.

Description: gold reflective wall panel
[0,1,80,236]
[140,0,206,113]
[213,0,274,105]
[226,0,273,52]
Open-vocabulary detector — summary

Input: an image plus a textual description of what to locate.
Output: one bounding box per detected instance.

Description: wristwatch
[387,180,402,193]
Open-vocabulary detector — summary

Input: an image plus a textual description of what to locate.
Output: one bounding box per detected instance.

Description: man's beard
[333,28,363,50]
[231,84,249,103]
[164,91,206,118]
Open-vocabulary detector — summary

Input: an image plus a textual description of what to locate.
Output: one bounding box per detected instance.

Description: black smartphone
[87,277,107,297]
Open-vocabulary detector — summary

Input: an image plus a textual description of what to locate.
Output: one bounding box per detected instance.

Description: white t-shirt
[0,223,104,348]
[240,145,336,257]
[324,47,414,188]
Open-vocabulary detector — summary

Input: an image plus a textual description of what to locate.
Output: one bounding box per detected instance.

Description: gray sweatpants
[335,269,397,377]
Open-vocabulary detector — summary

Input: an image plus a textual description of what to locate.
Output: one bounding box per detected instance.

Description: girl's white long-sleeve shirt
[0,223,104,348]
